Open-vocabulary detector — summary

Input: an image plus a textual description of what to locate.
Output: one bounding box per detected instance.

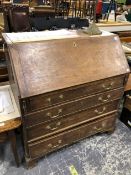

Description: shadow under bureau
[2,30,130,168]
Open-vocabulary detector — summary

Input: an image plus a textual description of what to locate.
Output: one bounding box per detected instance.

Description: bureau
[2,30,130,168]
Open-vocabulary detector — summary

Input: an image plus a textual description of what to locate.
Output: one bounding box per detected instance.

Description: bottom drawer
[28,113,117,158]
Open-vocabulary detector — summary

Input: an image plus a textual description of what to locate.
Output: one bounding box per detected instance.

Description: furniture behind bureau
[121,93,131,128]
[0,7,8,82]
[8,5,31,32]
[120,35,131,91]
[0,84,21,166]
[2,30,130,168]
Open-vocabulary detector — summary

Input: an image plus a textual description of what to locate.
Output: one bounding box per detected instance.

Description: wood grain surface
[0,118,21,133]
[7,35,129,98]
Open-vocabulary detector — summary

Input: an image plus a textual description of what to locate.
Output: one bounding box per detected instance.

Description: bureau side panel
[5,45,21,111]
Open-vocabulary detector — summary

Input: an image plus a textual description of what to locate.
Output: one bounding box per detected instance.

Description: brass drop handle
[59,94,64,99]
[46,122,61,131]
[98,94,111,102]
[46,109,62,119]
[48,140,62,148]
[102,82,114,90]
[95,107,106,114]
[93,126,102,131]
[47,97,51,103]
[93,121,106,131]
[102,121,106,127]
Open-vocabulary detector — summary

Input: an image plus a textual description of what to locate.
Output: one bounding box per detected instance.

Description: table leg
[8,130,19,167]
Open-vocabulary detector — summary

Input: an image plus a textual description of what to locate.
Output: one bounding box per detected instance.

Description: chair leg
[8,130,19,167]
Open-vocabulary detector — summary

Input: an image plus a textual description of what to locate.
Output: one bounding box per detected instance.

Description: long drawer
[26,75,125,112]
[24,88,123,127]
[28,113,117,159]
[26,100,119,142]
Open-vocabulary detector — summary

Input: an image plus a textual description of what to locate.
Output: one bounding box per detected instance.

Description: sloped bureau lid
[7,33,129,98]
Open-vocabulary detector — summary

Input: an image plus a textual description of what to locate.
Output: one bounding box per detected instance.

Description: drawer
[26,100,119,142]
[28,113,117,158]
[26,75,125,112]
[24,88,123,127]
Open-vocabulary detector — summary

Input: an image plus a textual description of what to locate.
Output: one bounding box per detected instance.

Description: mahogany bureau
[2,30,130,168]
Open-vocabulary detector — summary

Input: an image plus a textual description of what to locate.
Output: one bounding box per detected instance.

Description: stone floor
[0,120,131,175]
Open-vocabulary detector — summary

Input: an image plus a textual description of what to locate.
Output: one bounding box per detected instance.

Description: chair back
[8,5,31,32]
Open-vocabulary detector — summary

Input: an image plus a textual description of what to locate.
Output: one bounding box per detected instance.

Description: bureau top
[4,31,130,98]
[2,30,112,43]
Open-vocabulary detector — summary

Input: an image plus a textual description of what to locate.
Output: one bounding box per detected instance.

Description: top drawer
[23,75,125,113]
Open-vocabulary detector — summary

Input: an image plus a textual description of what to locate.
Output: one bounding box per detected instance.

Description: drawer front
[24,88,123,127]
[28,113,117,158]
[26,100,119,142]
[27,75,125,112]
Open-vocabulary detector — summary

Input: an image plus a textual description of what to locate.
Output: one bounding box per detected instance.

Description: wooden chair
[8,4,31,32]
[0,7,9,82]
